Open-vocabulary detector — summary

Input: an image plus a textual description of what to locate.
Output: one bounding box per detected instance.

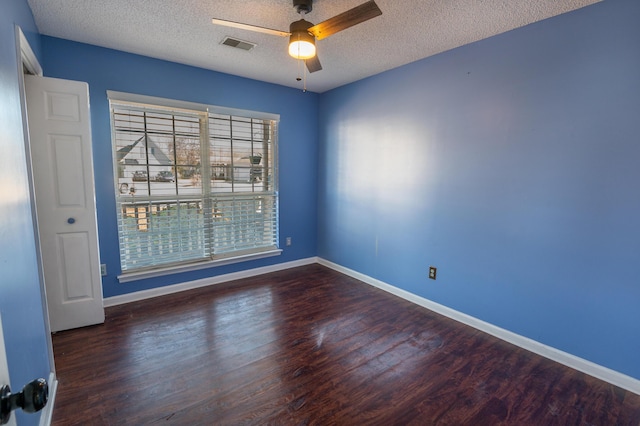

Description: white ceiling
[27,0,600,93]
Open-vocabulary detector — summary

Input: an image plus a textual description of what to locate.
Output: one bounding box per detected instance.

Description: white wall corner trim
[39,372,57,426]
[104,257,318,307]
[317,258,640,396]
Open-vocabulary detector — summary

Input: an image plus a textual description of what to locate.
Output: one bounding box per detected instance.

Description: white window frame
[107,91,281,282]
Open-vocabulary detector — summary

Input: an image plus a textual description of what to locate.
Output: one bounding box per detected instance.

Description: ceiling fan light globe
[289,40,316,59]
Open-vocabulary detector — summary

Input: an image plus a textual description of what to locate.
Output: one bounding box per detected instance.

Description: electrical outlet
[429,266,437,280]
[100,264,107,276]
[285,237,292,246]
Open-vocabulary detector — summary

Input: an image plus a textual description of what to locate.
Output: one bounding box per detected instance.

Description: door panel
[45,91,81,122]
[58,233,94,300]
[25,75,104,333]
[52,135,86,206]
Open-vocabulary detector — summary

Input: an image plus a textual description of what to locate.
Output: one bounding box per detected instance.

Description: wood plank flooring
[51,264,640,425]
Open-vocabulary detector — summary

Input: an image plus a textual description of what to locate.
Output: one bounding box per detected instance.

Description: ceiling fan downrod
[293,0,312,14]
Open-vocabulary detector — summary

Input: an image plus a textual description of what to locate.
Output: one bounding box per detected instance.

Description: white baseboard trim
[317,258,640,396]
[39,371,57,426]
[103,257,318,307]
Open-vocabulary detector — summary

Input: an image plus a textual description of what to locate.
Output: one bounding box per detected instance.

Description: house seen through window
[109,94,279,276]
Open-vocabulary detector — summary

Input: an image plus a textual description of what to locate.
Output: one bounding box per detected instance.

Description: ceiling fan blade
[212,18,290,37]
[306,55,322,73]
[308,0,382,41]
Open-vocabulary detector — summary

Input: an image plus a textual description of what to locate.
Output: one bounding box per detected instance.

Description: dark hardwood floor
[51,264,640,425]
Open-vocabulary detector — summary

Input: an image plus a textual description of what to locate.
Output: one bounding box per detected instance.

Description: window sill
[117,248,282,283]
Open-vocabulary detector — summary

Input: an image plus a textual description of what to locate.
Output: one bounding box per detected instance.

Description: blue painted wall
[7,0,637,404]
[0,0,51,425]
[41,37,319,297]
[318,0,640,380]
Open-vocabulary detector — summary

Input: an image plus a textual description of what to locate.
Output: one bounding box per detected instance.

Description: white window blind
[109,95,279,275]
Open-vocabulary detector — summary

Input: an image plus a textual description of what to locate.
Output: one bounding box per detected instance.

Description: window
[109,92,279,279]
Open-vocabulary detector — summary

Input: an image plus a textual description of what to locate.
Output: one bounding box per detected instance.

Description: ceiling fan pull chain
[295,58,307,92]
[303,62,307,92]
[296,58,303,83]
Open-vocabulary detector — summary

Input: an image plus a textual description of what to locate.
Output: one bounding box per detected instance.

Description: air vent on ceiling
[221,37,256,51]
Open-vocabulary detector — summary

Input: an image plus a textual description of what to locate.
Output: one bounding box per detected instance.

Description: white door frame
[15,26,58,424]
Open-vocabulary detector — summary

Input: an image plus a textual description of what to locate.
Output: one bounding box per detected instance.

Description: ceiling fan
[212,0,382,74]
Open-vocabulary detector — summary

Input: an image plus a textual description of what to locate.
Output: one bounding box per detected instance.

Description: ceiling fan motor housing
[289,19,314,34]
[289,19,316,59]
[293,0,312,14]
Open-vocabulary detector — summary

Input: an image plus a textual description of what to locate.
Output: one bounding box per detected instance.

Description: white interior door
[25,75,104,333]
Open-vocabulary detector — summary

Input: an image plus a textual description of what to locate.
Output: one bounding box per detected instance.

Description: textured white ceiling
[27,0,601,93]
